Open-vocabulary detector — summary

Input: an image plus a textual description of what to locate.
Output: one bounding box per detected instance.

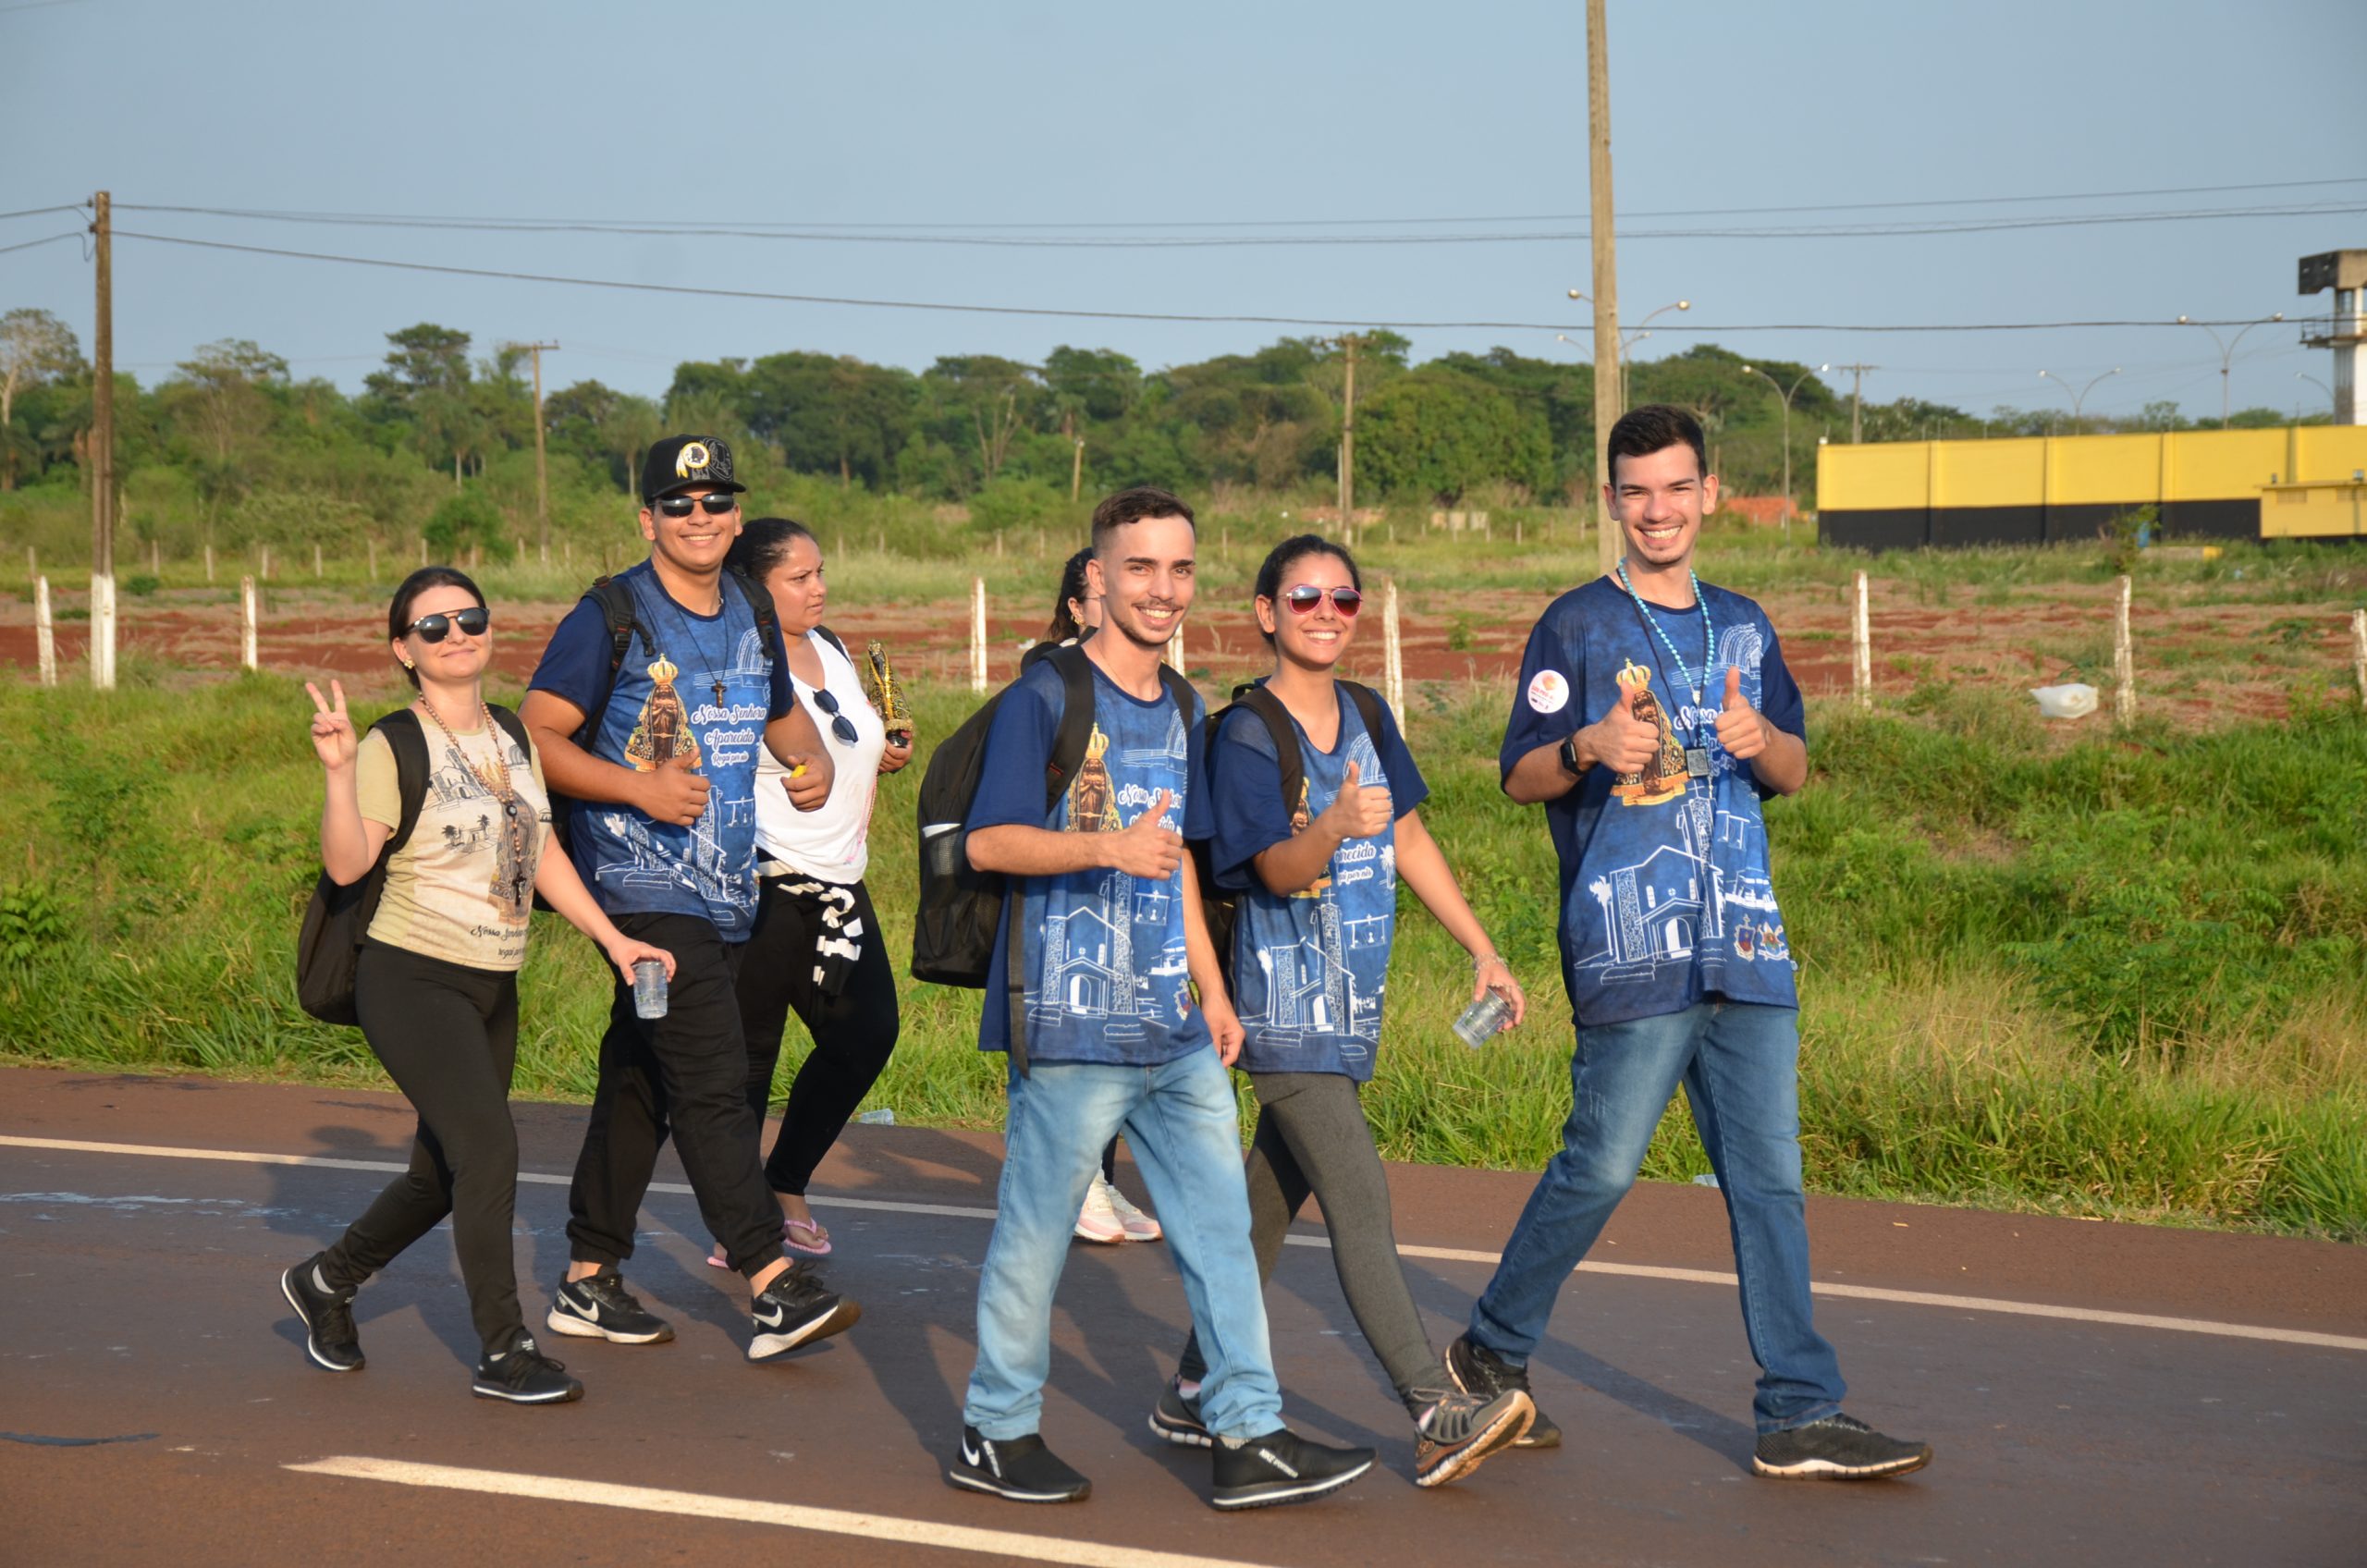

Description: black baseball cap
[641,435,749,503]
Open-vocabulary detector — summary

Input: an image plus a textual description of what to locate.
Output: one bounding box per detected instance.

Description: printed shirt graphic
[1212,685,1428,1082]
[968,658,1213,1066]
[356,719,553,972]
[1501,577,1806,1028]
[528,562,795,938]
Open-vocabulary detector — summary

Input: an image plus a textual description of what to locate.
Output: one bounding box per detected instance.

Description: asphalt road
[2,1067,2361,1567]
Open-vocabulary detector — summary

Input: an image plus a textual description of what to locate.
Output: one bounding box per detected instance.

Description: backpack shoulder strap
[1229,683,1306,821]
[724,565,782,662]
[373,709,431,857]
[1339,680,1386,750]
[576,574,640,743]
[1156,664,1196,730]
[1042,643,1098,813]
[484,703,532,761]
[810,623,852,664]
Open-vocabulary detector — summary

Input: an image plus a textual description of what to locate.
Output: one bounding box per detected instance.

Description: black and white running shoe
[546,1268,675,1344]
[1412,1386,1535,1488]
[1147,1376,1212,1448]
[1210,1427,1375,1511]
[471,1334,584,1404]
[1446,1332,1561,1449]
[747,1262,860,1362]
[1752,1414,1932,1479]
[280,1255,364,1373]
[944,1425,1092,1503]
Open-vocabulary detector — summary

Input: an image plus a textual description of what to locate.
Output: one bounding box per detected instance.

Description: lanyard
[1615,562,1713,707]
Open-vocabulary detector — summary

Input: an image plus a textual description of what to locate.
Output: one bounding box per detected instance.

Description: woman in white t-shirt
[708,520,911,1263]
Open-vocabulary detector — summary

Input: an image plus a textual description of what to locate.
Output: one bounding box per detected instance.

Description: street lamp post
[2177,312,2286,427]
[1567,290,1688,406]
[2297,372,2335,423]
[2036,366,2122,431]
[1739,361,1828,533]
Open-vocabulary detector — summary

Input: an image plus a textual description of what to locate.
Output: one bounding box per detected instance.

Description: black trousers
[322,943,523,1355]
[564,912,782,1279]
[737,877,901,1195]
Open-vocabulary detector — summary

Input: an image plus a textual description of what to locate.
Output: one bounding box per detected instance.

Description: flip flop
[783,1215,833,1257]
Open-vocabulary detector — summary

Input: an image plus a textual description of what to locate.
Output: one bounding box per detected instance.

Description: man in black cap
[521,435,856,1364]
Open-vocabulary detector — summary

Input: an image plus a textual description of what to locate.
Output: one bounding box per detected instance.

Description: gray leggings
[1177,1072,1448,1414]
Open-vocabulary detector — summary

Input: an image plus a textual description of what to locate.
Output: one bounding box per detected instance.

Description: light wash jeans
[962,1049,1284,1442]
[1466,999,1846,1434]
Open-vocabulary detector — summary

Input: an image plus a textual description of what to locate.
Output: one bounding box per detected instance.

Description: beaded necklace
[1615,561,1713,708]
[418,694,517,810]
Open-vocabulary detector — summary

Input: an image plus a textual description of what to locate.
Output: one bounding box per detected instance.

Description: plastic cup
[632,958,668,1021]
[1453,991,1512,1050]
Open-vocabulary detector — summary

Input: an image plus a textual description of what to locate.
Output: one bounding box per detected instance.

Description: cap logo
[675,441,712,478]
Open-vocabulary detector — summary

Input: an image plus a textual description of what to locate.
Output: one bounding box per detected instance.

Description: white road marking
[8,1133,2363,1354]
[285,1454,1278,1568]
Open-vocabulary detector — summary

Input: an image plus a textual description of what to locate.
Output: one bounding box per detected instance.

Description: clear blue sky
[4,0,2361,424]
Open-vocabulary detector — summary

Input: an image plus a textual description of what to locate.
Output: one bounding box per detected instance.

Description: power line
[0,231,81,258]
[0,204,86,223]
[112,199,2367,248]
[110,227,2302,335]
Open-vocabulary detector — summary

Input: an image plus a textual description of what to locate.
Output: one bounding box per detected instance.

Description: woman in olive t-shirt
[279,567,672,1406]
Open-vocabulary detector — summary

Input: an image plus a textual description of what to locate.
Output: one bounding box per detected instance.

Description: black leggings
[1178,1072,1449,1414]
[738,877,901,1196]
[321,943,522,1356]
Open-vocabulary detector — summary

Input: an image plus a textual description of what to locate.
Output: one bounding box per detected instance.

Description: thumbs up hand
[1575,680,1661,775]
[1317,757,1396,840]
[1715,665,1772,761]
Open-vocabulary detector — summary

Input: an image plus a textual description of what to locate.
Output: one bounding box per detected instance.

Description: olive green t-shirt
[356,715,553,971]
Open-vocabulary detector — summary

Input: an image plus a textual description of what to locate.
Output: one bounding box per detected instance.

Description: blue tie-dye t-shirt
[968,657,1213,1067]
[1209,684,1428,1082]
[1500,577,1806,1028]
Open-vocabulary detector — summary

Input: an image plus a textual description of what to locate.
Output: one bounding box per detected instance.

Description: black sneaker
[280,1255,364,1373]
[471,1334,584,1404]
[1411,1386,1535,1488]
[747,1261,860,1362]
[944,1425,1091,1503]
[1210,1427,1375,1511]
[1147,1376,1212,1449]
[546,1268,675,1344]
[1752,1413,1932,1479]
[1446,1333,1561,1449]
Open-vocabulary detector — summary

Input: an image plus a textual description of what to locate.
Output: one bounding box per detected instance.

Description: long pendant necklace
[654,581,731,706]
[420,693,533,915]
[1616,560,1716,780]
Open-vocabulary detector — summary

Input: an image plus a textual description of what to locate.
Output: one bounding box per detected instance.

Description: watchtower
[2299,250,2367,424]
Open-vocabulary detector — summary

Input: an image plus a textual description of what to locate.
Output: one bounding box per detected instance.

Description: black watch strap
[1559,733,1584,777]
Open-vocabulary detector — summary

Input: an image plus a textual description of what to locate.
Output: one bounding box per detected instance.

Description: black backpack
[911,643,1195,1068]
[545,565,783,862]
[294,704,533,1024]
[1194,679,1387,990]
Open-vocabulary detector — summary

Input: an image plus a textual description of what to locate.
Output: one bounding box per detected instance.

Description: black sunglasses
[405,606,489,643]
[656,493,740,518]
[807,686,861,746]
[1282,584,1363,618]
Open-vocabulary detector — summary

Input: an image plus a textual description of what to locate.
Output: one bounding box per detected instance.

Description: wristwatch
[1559,732,1584,778]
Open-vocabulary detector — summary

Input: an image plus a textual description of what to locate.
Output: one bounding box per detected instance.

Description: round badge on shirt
[1527,669,1571,714]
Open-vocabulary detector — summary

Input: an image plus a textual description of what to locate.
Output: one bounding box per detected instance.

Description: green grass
[1,660,2361,1243]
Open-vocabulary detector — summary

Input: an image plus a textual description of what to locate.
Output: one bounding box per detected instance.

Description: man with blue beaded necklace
[1441,405,1932,1481]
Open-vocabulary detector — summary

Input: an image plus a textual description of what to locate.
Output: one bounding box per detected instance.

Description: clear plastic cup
[632,958,668,1021]
[1453,991,1512,1049]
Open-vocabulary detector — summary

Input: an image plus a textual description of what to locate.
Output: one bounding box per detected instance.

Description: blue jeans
[1467,1000,1846,1434]
[963,1049,1284,1442]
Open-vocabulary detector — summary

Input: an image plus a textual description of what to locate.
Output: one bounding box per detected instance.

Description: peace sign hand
[306,680,358,773]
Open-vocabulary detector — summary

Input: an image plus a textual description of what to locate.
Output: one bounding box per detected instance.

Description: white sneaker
[1073,1174,1127,1243]
[1103,1182,1162,1243]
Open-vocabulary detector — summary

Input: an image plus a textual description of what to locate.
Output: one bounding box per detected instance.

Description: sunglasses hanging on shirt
[807,686,862,746]
[1282,584,1363,618]
[404,606,490,643]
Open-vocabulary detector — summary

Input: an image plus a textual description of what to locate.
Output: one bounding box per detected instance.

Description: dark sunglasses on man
[1282,584,1363,618]
[806,686,862,746]
[656,493,741,518]
[405,606,490,643]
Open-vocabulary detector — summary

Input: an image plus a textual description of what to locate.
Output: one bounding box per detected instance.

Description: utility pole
[90,190,116,690]
[513,341,559,553]
[1337,333,1359,541]
[1834,362,1878,443]
[1586,0,1622,576]
[1071,436,1085,502]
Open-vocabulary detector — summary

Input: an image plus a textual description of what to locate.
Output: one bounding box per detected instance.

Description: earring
[400,656,416,670]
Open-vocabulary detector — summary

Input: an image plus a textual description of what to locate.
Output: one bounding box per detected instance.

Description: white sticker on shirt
[1527,669,1570,714]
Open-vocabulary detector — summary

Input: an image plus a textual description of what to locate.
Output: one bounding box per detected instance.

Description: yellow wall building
[1816,425,2367,549]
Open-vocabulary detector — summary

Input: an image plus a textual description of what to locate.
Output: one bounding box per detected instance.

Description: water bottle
[854,1108,896,1126]
[632,958,668,1021]
[1453,991,1512,1049]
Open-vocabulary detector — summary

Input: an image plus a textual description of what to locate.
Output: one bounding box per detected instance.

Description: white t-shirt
[755,631,887,884]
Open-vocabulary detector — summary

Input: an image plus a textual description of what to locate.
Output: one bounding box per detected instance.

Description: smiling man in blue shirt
[1442,406,1932,1482]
